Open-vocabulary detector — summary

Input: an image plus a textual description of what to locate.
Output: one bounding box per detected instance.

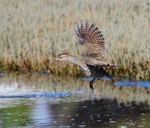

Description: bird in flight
[55,22,117,90]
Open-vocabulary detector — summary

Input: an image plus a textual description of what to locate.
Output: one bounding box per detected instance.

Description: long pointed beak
[50,57,59,65]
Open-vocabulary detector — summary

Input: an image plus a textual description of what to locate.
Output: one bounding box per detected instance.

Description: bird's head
[54,53,72,62]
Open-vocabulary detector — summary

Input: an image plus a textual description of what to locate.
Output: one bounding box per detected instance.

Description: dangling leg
[89,74,104,90]
[89,78,97,90]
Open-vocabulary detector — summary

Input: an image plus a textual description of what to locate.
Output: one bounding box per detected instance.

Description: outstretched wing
[75,22,107,66]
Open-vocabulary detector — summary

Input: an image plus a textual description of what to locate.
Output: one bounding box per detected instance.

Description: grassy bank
[0,0,150,80]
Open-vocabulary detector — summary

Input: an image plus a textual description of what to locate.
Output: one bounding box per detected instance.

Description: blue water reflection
[115,81,150,88]
[31,100,54,127]
[0,90,89,98]
[83,77,150,88]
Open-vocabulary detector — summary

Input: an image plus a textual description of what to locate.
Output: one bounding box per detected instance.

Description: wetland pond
[0,72,150,128]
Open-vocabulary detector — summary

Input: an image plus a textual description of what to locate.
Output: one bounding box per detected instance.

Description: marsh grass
[0,0,150,80]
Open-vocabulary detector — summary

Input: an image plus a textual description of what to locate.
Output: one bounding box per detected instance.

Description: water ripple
[0,90,89,99]
[115,81,150,88]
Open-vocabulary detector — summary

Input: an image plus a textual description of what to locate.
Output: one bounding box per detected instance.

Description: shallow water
[0,72,150,128]
[0,98,150,128]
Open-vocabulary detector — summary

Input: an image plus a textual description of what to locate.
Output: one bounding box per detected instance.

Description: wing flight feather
[75,22,106,66]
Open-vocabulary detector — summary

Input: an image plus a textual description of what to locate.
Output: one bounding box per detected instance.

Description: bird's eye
[59,56,63,58]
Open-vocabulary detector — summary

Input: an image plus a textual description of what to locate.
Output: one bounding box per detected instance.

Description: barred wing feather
[75,22,107,66]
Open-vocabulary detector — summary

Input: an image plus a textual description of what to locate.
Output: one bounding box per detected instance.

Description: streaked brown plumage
[55,22,117,89]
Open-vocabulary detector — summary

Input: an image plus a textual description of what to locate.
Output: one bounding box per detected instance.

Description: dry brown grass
[0,0,150,80]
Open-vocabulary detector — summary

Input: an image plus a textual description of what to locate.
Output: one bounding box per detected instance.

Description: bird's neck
[66,55,91,76]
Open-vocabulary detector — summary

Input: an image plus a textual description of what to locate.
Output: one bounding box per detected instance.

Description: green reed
[0,0,149,80]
